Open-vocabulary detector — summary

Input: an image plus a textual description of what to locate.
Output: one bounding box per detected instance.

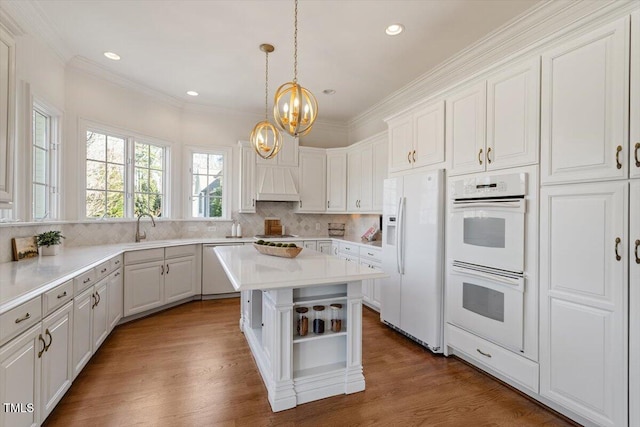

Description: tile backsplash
[0,202,381,263]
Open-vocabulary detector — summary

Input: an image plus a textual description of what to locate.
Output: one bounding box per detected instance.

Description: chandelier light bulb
[250,43,282,159]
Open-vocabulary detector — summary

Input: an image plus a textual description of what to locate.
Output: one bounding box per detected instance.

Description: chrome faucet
[135,213,156,242]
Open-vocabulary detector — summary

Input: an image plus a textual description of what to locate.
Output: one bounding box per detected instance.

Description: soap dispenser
[231,221,237,237]
[236,222,242,238]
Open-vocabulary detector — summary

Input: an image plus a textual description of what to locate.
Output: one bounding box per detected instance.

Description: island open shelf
[214,245,387,412]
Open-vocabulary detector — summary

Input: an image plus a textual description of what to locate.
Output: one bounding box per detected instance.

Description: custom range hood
[255,164,300,202]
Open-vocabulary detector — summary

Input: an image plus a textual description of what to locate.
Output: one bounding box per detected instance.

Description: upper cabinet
[387,100,445,174]
[326,149,347,212]
[238,141,256,213]
[256,134,298,167]
[631,10,640,180]
[296,147,326,213]
[541,17,629,184]
[0,27,16,205]
[448,58,540,176]
[346,132,388,213]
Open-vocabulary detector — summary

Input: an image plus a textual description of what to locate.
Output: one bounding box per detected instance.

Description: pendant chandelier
[273,0,318,137]
[250,44,282,159]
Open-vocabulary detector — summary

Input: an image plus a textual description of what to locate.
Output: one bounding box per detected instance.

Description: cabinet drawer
[165,244,197,259]
[95,260,111,281]
[74,268,97,294]
[0,297,42,345]
[43,279,73,316]
[339,254,359,263]
[125,248,164,265]
[110,254,123,271]
[447,324,538,393]
[359,247,381,262]
[338,242,360,256]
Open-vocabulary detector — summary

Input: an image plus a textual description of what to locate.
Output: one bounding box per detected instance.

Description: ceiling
[16,0,541,124]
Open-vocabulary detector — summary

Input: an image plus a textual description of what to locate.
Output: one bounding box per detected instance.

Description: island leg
[345,281,365,394]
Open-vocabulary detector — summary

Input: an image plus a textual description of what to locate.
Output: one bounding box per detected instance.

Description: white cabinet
[326,150,347,212]
[387,100,445,174]
[124,246,198,317]
[317,240,332,255]
[447,82,487,176]
[72,286,93,377]
[92,280,108,351]
[302,240,317,251]
[540,181,628,427]
[239,141,256,213]
[296,147,326,213]
[541,17,630,184]
[256,134,298,167]
[631,10,640,180]
[347,144,373,211]
[0,324,40,427]
[107,269,123,332]
[360,248,382,311]
[630,181,640,427]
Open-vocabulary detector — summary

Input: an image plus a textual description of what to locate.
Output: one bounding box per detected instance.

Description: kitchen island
[214,244,387,412]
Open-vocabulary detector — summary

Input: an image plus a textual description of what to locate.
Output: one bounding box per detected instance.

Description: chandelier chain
[293,0,298,82]
[264,50,269,120]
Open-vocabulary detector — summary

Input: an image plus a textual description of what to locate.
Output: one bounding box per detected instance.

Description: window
[188,149,229,219]
[31,103,59,220]
[85,126,168,219]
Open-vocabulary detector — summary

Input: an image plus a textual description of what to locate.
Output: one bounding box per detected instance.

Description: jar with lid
[330,303,342,332]
[296,307,309,336]
[312,305,325,334]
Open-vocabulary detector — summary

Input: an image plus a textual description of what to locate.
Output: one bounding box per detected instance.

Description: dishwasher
[202,243,244,296]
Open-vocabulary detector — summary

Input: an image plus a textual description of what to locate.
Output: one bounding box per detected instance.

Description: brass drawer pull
[635,240,639,264]
[478,148,483,165]
[166,264,170,274]
[161,265,164,275]
[83,277,91,284]
[57,291,67,299]
[114,260,121,265]
[476,348,492,358]
[615,237,622,261]
[101,268,107,274]
[115,272,120,277]
[15,313,31,323]
[91,293,97,309]
[616,145,622,169]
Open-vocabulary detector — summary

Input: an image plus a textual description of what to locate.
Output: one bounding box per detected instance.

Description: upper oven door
[450,198,525,273]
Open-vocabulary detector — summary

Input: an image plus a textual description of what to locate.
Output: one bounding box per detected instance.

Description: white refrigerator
[380,170,445,352]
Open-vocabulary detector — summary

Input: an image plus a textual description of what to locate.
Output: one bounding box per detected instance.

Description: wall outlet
[316,223,321,231]
[208,226,217,232]
[187,226,197,232]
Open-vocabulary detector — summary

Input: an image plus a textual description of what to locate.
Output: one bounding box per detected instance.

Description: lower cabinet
[337,242,382,311]
[73,279,108,378]
[107,269,123,332]
[317,240,332,255]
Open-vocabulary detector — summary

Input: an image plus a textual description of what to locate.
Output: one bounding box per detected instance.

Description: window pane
[209,196,222,218]
[212,177,222,197]
[192,153,208,174]
[33,184,47,219]
[150,170,162,193]
[106,164,125,191]
[134,168,147,192]
[149,195,162,217]
[134,194,148,215]
[149,145,163,170]
[208,154,223,175]
[86,190,106,218]
[106,191,125,218]
[192,196,204,218]
[87,132,106,161]
[33,110,47,148]
[33,147,47,183]
[107,136,125,164]
[135,142,149,167]
[86,160,106,190]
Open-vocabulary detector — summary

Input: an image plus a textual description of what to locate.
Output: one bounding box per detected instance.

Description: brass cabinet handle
[166,264,170,274]
[83,277,91,284]
[252,198,255,207]
[44,328,53,352]
[615,237,622,261]
[407,151,411,164]
[96,292,101,306]
[478,148,483,165]
[412,150,416,163]
[114,260,120,265]
[487,147,492,164]
[635,240,639,264]
[15,313,31,324]
[57,291,67,299]
[616,145,622,169]
[299,200,302,208]
[100,268,107,274]
[161,265,164,275]
[476,348,492,358]
[115,271,120,277]
[635,143,640,167]
[38,334,46,358]
[91,293,97,309]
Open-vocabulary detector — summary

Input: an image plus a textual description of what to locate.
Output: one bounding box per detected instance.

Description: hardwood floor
[44,299,575,426]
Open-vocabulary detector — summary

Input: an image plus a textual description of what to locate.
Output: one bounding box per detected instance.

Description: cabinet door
[347,150,362,211]
[630,181,640,427]
[447,82,487,176]
[359,144,373,211]
[164,255,196,303]
[297,149,326,212]
[487,58,540,170]
[371,136,388,213]
[388,115,413,173]
[239,143,256,213]
[41,301,73,420]
[72,286,93,377]
[92,280,109,351]
[413,100,445,168]
[541,17,629,184]
[303,241,317,251]
[631,10,640,180]
[317,241,332,255]
[124,260,164,316]
[540,181,627,427]
[108,269,123,332]
[0,324,40,427]
[326,151,347,212]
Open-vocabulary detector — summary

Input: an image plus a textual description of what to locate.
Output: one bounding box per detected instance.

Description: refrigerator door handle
[396,197,402,274]
[398,197,406,275]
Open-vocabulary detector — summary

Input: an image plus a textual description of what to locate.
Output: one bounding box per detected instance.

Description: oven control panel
[452,172,526,199]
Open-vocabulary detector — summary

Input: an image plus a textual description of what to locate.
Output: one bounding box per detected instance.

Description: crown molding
[348,0,638,136]
[0,6,25,36]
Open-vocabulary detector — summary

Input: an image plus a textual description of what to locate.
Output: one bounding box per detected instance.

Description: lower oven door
[447,264,525,352]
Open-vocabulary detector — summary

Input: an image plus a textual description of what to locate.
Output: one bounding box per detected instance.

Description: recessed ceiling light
[103,51,121,61]
[323,89,336,95]
[385,24,404,36]
[186,91,199,97]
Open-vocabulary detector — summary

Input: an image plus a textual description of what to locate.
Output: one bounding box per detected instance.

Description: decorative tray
[253,243,303,258]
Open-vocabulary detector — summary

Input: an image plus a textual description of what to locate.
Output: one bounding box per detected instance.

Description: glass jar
[312,305,325,334]
[330,303,342,332]
[296,307,309,336]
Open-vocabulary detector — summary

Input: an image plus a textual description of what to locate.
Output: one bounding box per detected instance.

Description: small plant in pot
[36,230,65,256]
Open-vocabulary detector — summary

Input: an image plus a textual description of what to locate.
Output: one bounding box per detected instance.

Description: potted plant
[36,230,65,256]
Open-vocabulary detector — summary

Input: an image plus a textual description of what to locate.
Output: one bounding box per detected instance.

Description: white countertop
[214,245,387,291]
[0,236,382,314]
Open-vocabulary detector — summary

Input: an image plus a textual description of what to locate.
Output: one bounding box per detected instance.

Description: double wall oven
[447,172,528,352]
